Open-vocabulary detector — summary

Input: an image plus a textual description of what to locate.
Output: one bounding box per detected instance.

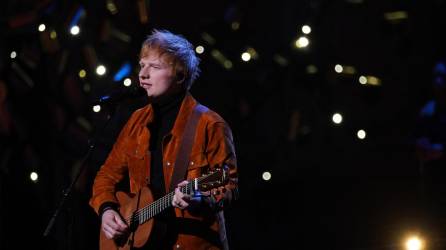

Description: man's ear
[176,72,186,84]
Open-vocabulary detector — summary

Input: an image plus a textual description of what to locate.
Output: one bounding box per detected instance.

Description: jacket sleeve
[205,120,238,207]
[89,119,132,214]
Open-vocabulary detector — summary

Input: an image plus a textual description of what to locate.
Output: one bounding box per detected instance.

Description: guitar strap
[169,104,208,191]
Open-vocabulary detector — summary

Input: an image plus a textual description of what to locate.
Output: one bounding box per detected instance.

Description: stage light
[69,6,85,33]
[306,65,318,74]
[302,25,311,34]
[113,62,131,82]
[231,22,240,30]
[38,24,46,32]
[405,236,423,250]
[241,52,251,62]
[201,32,216,45]
[384,11,408,22]
[246,47,258,60]
[136,0,149,24]
[10,51,17,59]
[195,45,204,54]
[79,69,86,78]
[70,6,85,25]
[358,75,381,86]
[30,172,38,182]
[211,49,232,69]
[96,65,106,76]
[224,60,233,69]
[123,78,132,87]
[106,0,118,14]
[358,76,366,84]
[93,105,101,113]
[262,171,271,181]
[335,64,343,73]
[273,54,288,66]
[357,129,366,139]
[366,76,381,86]
[295,36,309,48]
[332,113,343,124]
[343,66,356,74]
[50,30,57,39]
[70,25,80,36]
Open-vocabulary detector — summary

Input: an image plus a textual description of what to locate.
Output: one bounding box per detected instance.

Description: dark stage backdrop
[1,0,446,249]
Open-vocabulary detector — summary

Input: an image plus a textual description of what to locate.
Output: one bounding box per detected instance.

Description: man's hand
[172,181,191,209]
[101,209,128,239]
[172,181,209,209]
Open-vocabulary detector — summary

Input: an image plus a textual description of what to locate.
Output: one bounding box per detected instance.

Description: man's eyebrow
[141,59,162,63]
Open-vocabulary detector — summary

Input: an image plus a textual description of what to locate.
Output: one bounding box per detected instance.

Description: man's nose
[139,68,150,78]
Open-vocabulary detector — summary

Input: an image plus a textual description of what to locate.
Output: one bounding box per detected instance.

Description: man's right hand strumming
[101,209,129,239]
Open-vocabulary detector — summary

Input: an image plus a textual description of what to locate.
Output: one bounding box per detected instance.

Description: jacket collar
[170,92,197,137]
[140,92,197,137]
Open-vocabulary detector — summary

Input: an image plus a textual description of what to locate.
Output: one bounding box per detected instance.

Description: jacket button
[175,244,181,249]
[167,162,171,166]
[190,161,194,166]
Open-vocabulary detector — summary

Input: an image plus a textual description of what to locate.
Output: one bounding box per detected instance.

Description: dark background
[1,0,446,249]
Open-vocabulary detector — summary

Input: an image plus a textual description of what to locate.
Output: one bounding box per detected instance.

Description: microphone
[94,86,146,105]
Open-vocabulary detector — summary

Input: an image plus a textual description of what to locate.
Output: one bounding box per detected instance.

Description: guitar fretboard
[125,171,221,226]
[126,184,191,226]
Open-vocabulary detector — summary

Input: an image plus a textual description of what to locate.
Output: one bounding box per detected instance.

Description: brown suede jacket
[89,93,238,250]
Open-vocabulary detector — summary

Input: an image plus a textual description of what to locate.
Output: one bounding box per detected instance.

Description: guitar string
[131,182,193,223]
[124,171,219,224]
[127,172,218,224]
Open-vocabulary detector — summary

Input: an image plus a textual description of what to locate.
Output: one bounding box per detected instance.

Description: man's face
[138,52,180,101]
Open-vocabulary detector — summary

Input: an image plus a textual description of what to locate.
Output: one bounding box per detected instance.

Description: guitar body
[98,168,229,250]
[99,186,155,250]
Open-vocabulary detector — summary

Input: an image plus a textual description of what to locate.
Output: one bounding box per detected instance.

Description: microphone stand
[43,145,96,236]
[43,101,121,248]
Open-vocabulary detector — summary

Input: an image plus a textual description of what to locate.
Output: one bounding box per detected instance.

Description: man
[89,29,238,250]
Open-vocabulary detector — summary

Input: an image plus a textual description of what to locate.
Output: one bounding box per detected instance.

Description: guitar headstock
[196,165,229,191]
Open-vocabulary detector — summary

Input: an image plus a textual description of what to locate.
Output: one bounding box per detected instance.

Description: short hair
[140,29,200,90]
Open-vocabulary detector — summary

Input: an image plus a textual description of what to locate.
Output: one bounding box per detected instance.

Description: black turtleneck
[148,91,185,198]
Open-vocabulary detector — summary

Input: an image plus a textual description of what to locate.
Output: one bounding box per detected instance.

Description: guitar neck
[127,168,226,227]
[130,182,194,226]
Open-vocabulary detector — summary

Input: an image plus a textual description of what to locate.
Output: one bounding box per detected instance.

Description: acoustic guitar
[99,167,229,250]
